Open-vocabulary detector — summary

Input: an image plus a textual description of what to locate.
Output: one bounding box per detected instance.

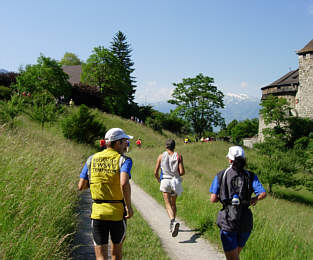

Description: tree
[26,91,59,129]
[260,95,290,136]
[249,149,297,193]
[81,46,128,115]
[61,104,106,144]
[218,119,238,138]
[0,94,24,128]
[169,73,224,139]
[110,31,136,104]
[15,54,72,99]
[231,118,258,144]
[60,52,82,66]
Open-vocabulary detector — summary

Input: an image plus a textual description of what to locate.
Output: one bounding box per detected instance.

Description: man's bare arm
[178,155,185,176]
[78,178,89,190]
[154,154,162,183]
[120,172,133,219]
[250,192,267,206]
[210,193,219,203]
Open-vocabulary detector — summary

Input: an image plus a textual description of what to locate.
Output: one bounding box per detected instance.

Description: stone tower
[258,39,313,142]
[295,39,313,118]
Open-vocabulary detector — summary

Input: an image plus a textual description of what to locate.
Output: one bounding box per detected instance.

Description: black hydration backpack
[216,166,255,232]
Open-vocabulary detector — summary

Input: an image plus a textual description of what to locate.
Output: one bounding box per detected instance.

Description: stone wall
[243,136,258,148]
[296,53,313,118]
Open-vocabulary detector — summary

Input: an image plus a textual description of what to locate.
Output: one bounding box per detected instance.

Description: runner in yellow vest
[78,128,133,260]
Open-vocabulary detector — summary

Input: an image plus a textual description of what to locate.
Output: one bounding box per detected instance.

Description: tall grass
[129,141,313,260]
[0,117,92,259]
[1,109,312,259]
[0,115,169,259]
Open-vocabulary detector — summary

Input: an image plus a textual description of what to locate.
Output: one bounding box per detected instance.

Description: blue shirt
[79,158,132,180]
[209,170,266,195]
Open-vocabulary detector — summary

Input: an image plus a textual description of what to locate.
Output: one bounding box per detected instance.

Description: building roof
[297,39,313,55]
[261,69,299,90]
[62,65,82,85]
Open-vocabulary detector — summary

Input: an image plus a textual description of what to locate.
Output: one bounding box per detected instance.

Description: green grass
[0,115,169,259]
[129,141,313,260]
[124,208,170,260]
[1,108,313,260]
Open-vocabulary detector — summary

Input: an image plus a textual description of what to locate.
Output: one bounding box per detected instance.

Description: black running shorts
[91,219,126,245]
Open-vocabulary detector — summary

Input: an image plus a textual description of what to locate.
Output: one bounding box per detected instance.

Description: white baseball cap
[226,146,245,161]
[105,128,133,142]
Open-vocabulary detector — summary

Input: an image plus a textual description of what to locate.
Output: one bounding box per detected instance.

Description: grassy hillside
[1,108,312,259]
[92,111,312,260]
[128,140,313,260]
[0,115,169,260]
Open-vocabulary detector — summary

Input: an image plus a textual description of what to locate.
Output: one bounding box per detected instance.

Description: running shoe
[171,222,180,237]
[169,222,173,233]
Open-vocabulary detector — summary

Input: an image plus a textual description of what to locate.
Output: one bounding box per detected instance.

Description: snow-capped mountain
[221,93,261,124]
[150,93,261,124]
[0,68,8,73]
[224,93,259,103]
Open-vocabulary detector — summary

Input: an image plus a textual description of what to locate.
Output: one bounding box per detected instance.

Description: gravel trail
[72,182,225,260]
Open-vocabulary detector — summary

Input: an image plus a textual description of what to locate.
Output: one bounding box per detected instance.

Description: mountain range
[0,68,8,73]
[149,93,261,124]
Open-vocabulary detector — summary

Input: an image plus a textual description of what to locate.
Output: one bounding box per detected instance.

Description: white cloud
[135,81,174,104]
[240,81,248,88]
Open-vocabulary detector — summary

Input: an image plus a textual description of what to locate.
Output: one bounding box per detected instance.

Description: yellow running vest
[89,148,124,221]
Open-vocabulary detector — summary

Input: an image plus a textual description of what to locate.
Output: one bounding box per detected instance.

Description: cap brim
[126,135,133,139]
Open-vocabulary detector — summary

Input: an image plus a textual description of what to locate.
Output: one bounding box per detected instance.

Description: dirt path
[72,182,225,260]
[131,181,225,260]
[71,190,95,259]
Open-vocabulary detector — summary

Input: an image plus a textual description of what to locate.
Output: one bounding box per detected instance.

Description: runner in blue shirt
[210,146,266,260]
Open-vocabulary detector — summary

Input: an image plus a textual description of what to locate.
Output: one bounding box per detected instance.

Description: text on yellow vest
[90,148,124,221]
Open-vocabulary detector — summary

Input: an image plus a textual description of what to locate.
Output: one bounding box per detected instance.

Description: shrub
[0,72,19,87]
[145,116,162,133]
[0,85,12,100]
[26,91,60,128]
[161,113,191,135]
[0,94,24,128]
[248,150,298,193]
[61,104,106,143]
[294,136,310,150]
[70,83,104,110]
[287,117,313,147]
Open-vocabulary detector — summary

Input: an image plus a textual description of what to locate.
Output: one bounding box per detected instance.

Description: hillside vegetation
[98,112,312,260]
[0,115,169,260]
[85,108,313,259]
[1,108,312,260]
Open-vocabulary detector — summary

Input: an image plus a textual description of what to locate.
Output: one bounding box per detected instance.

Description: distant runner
[210,146,266,260]
[78,128,134,260]
[135,138,142,148]
[99,139,106,150]
[154,139,185,237]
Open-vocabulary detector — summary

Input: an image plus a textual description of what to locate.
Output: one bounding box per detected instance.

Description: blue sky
[1,1,313,104]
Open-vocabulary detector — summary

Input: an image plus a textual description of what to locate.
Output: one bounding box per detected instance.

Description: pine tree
[110,31,136,104]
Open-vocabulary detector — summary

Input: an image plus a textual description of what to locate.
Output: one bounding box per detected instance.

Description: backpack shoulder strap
[244,170,255,191]
[119,155,128,169]
[220,166,232,188]
[86,154,94,173]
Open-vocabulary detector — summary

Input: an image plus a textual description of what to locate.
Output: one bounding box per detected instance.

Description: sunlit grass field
[1,108,312,259]
[0,115,169,259]
[129,140,313,260]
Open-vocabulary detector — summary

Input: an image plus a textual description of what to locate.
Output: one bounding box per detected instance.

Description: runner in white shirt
[154,139,185,237]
